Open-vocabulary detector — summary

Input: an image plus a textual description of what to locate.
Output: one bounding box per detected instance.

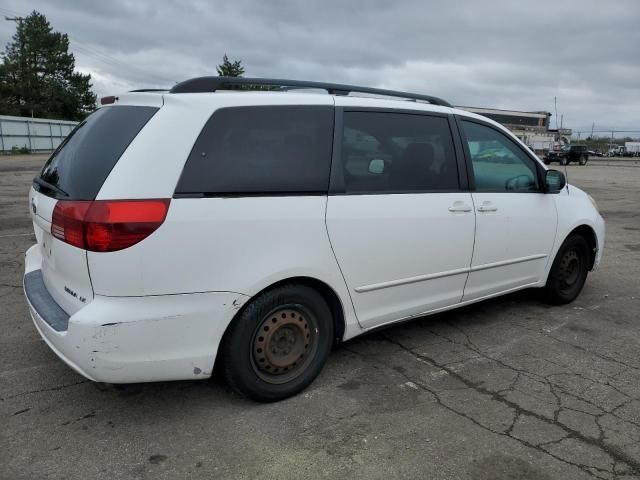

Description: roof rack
[128,88,169,93]
[169,76,452,107]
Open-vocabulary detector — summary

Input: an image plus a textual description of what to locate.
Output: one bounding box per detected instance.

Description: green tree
[216,54,244,77]
[0,11,96,120]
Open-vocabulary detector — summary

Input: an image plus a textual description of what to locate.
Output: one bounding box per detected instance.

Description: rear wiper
[33,176,69,197]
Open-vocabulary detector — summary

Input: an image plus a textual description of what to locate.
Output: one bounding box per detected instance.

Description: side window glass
[462,120,539,191]
[175,106,333,194]
[341,112,459,193]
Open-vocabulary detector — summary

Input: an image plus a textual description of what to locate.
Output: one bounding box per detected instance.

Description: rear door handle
[477,201,498,212]
[448,201,472,212]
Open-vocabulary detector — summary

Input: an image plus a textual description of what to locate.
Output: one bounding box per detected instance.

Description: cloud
[1,0,638,134]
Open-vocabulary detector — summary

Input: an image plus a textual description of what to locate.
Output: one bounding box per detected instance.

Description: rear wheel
[221,284,334,402]
[579,155,588,165]
[560,157,568,166]
[543,159,551,165]
[543,234,590,304]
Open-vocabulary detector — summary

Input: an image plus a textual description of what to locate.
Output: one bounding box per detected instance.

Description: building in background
[457,106,571,154]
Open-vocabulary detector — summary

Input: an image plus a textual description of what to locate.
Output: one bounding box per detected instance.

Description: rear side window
[37,106,159,200]
[175,106,334,195]
[340,112,459,193]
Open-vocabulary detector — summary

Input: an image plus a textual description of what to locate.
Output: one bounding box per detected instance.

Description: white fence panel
[0,115,78,152]
[1,120,28,136]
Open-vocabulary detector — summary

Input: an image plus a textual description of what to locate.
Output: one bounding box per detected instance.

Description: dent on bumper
[24,246,249,383]
[27,290,249,383]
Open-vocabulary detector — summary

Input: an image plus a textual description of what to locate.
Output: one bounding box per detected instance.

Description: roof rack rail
[128,88,169,93]
[169,76,452,107]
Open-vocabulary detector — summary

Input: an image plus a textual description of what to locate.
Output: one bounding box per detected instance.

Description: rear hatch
[30,105,159,316]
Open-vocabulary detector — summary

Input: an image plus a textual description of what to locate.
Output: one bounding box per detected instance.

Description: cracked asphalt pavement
[1,155,640,480]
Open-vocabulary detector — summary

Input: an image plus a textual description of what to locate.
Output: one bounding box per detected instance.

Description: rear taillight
[51,199,170,252]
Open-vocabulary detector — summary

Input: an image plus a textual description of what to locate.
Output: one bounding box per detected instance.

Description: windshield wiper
[33,176,69,197]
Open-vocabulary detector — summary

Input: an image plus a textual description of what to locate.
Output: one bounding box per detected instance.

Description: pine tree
[216,54,245,77]
[0,11,96,120]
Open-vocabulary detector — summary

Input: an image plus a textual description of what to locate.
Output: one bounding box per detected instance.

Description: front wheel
[220,284,334,402]
[543,234,590,304]
[560,157,568,166]
[579,155,588,165]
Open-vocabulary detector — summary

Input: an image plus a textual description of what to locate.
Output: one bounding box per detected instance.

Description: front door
[326,109,475,329]
[458,118,557,301]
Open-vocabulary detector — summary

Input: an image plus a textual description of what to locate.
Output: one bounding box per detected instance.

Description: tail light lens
[52,199,170,252]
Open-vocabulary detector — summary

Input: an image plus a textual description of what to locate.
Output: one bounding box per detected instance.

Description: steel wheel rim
[251,305,319,384]
[559,249,582,290]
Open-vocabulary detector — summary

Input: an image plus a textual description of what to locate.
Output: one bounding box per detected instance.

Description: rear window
[36,106,158,200]
[175,106,334,195]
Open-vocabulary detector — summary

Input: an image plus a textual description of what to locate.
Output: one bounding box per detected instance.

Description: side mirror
[544,169,566,193]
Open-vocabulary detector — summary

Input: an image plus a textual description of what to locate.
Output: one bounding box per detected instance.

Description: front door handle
[477,201,498,212]
[448,201,473,212]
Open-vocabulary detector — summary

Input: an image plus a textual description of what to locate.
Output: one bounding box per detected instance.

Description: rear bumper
[24,270,70,332]
[24,244,249,383]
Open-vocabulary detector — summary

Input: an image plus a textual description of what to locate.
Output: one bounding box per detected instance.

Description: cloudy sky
[1,0,639,136]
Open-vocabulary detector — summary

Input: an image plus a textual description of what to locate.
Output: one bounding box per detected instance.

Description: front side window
[340,112,459,193]
[462,120,540,192]
[176,106,334,194]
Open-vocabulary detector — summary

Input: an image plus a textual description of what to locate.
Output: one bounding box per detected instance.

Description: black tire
[220,284,334,402]
[579,155,587,166]
[543,159,551,165]
[543,234,590,304]
[560,157,568,166]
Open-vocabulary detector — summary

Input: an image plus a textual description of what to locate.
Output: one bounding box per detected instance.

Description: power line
[572,130,640,134]
[69,41,174,86]
[62,32,175,85]
[0,5,176,87]
[0,6,20,17]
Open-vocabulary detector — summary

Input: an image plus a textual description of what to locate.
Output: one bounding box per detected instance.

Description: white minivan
[24,77,605,401]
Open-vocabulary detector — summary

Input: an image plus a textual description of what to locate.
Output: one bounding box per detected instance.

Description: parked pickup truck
[608,146,626,157]
[544,144,589,166]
